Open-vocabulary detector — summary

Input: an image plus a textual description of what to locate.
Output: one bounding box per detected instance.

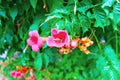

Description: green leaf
[9,7,18,22]
[34,53,42,71]
[47,0,64,11]
[65,19,72,34]
[0,36,5,49]
[52,8,70,15]
[93,8,109,29]
[102,0,114,8]
[104,45,120,74]
[29,15,41,31]
[5,33,13,44]
[113,3,120,24]
[31,52,37,59]
[96,45,120,80]
[56,19,65,30]
[44,54,49,69]
[0,9,7,18]
[29,23,39,31]
[30,0,37,9]
[78,14,90,33]
[45,14,63,23]
[77,0,92,14]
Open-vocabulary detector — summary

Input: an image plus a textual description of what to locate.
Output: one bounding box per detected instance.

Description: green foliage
[34,53,42,72]
[96,45,120,80]
[9,7,18,22]
[30,0,38,10]
[0,0,120,80]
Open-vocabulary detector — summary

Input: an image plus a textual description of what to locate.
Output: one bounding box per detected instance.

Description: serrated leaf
[9,7,18,22]
[77,0,92,14]
[30,0,37,9]
[113,3,120,23]
[93,8,109,29]
[102,0,114,8]
[34,53,42,71]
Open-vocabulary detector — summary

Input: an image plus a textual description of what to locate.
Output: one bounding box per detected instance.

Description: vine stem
[90,28,102,53]
[23,44,28,53]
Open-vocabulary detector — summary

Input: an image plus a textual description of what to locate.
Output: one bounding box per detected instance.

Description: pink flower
[15,72,24,79]
[70,39,79,49]
[10,71,24,79]
[27,30,44,52]
[10,71,16,78]
[47,28,70,47]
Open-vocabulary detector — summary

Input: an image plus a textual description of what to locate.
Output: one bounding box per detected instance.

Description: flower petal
[51,28,58,37]
[38,37,44,48]
[64,35,70,47]
[32,45,39,52]
[47,36,55,47]
[16,72,24,79]
[27,38,34,46]
[10,71,16,78]
[29,30,39,37]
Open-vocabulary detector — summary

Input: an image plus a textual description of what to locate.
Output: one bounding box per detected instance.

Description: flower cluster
[10,29,94,79]
[10,70,24,79]
[10,66,35,79]
[27,28,93,54]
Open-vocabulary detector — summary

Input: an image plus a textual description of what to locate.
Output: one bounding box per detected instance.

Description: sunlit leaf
[102,0,114,8]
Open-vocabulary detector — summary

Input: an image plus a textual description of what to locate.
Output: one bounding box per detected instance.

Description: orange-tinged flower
[79,45,87,51]
[79,45,90,54]
[59,47,72,54]
[16,66,31,74]
[79,37,93,54]
[80,37,93,47]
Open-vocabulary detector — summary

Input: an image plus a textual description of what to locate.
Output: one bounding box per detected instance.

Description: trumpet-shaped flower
[47,28,70,48]
[10,71,24,79]
[27,30,44,52]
